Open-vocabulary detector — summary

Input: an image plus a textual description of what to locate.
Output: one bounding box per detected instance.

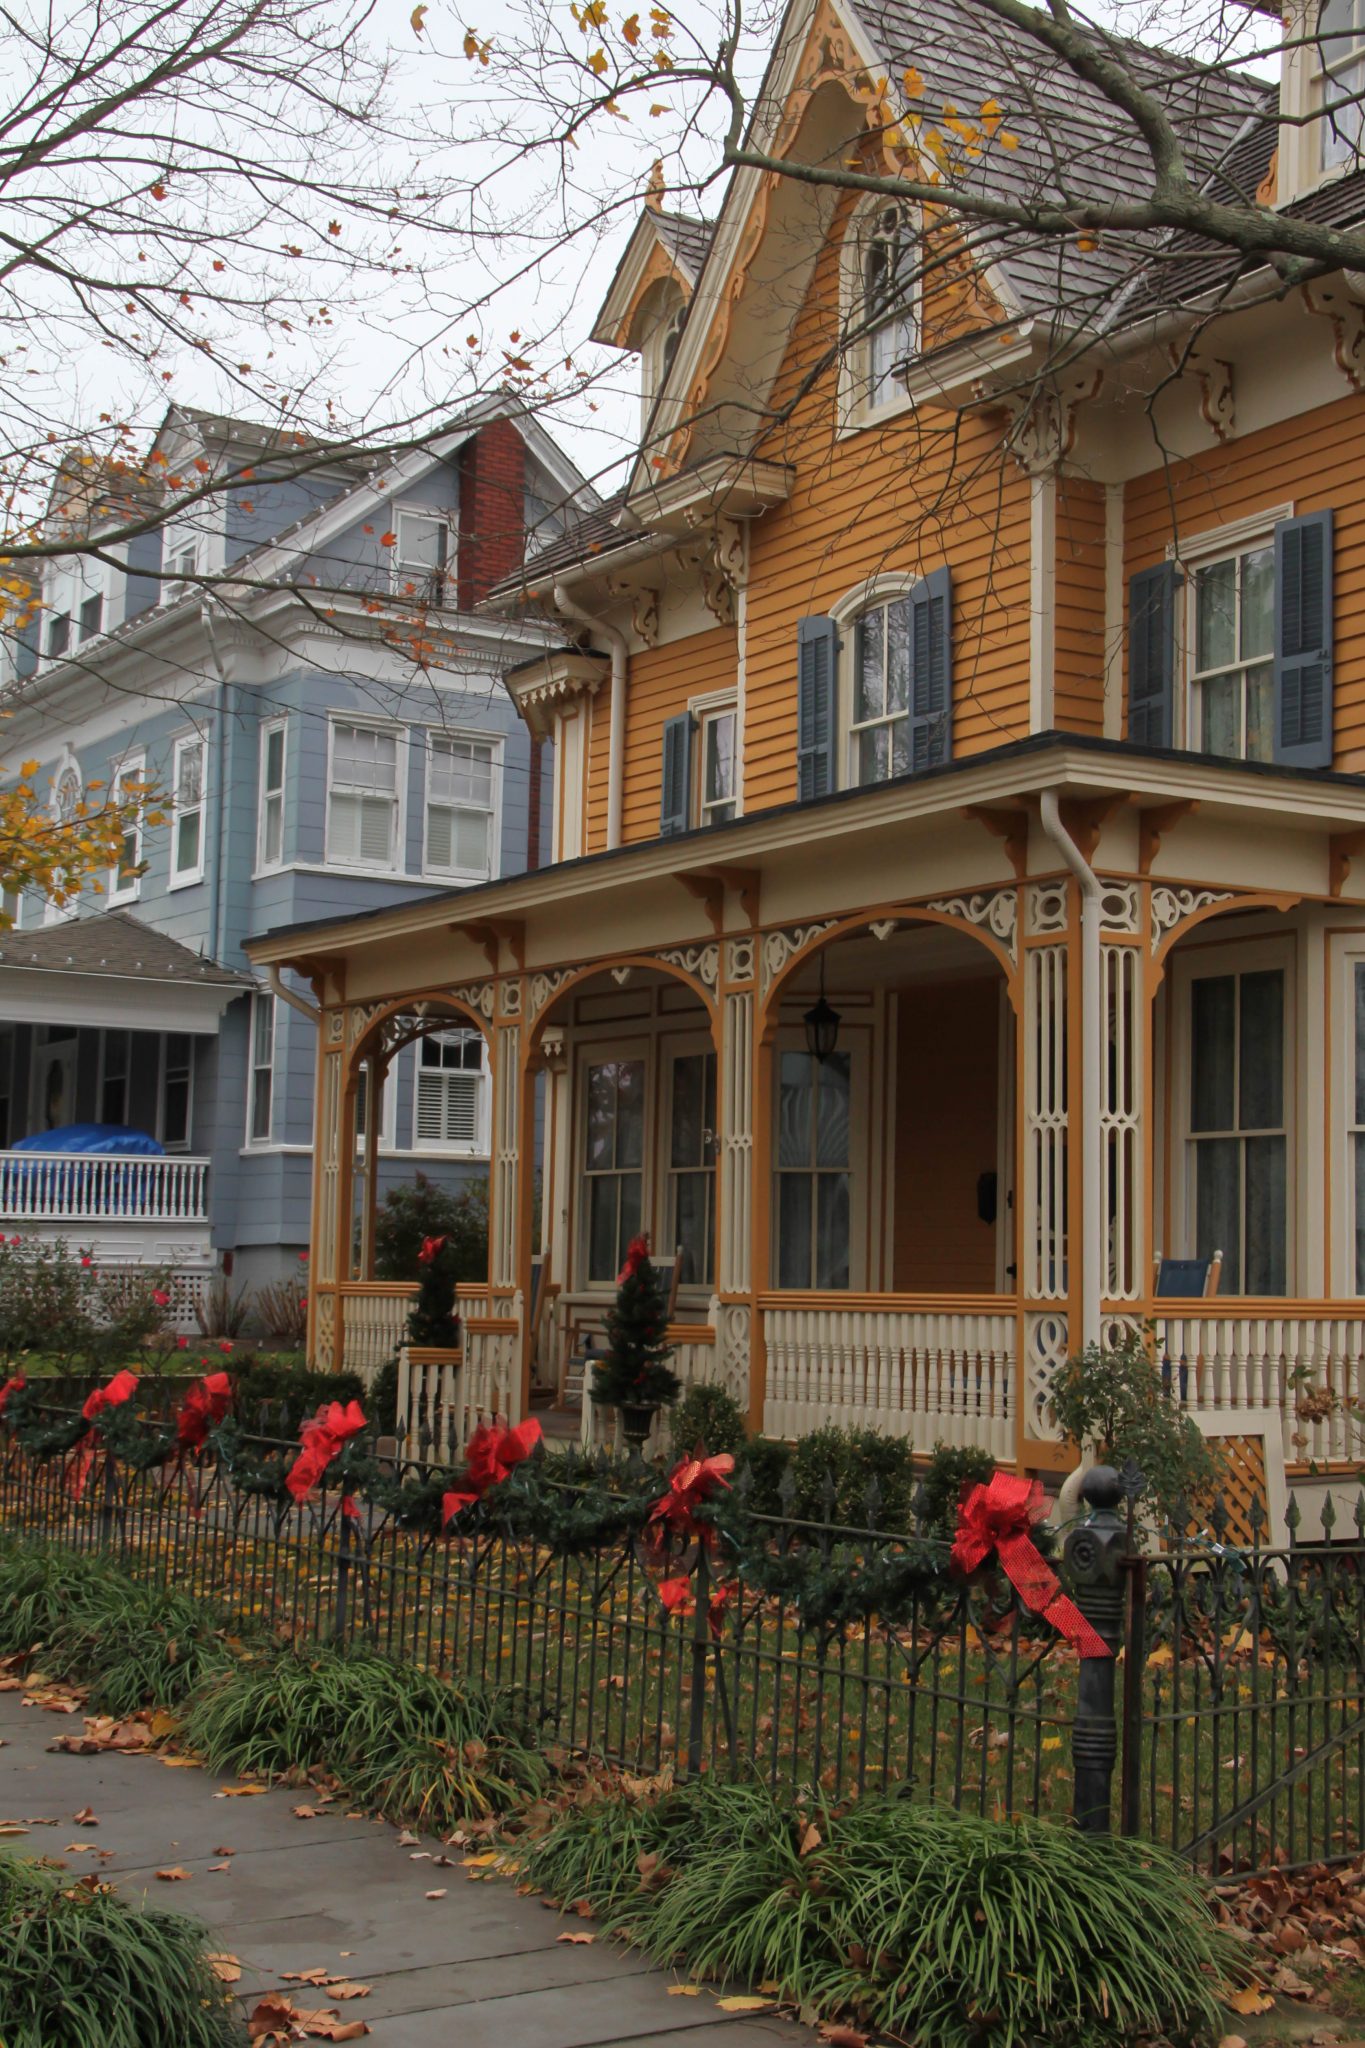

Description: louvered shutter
[1274,509,1334,770]
[659,712,693,836]
[796,615,838,800]
[1128,563,1177,749]
[908,566,952,771]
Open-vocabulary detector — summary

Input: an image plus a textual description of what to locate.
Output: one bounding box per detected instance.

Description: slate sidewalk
[0,1690,812,2046]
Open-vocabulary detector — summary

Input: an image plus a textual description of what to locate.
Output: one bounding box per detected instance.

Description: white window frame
[324,719,404,874]
[689,690,739,829]
[838,196,920,431]
[664,1039,718,1290]
[392,506,453,604]
[108,753,146,906]
[1170,509,1292,761]
[257,717,287,873]
[98,1028,131,1126]
[422,729,501,882]
[158,1032,194,1152]
[770,1025,869,1292]
[43,760,84,925]
[830,574,923,791]
[169,733,208,889]
[165,539,198,601]
[355,1054,396,1153]
[1170,934,1296,1299]
[576,1040,651,1291]
[410,1027,489,1155]
[247,991,277,1147]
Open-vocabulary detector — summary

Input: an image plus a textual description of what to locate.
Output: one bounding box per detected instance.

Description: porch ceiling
[779,924,1003,993]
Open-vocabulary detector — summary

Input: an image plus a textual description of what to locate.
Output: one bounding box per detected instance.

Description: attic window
[1317,0,1365,166]
[853,201,919,411]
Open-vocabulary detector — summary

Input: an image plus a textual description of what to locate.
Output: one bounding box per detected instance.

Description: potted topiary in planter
[590,1235,679,1452]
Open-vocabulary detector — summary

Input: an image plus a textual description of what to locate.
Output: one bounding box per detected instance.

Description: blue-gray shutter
[1274,509,1333,770]
[796,615,838,800]
[908,565,952,770]
[659,711,693,836]
[1128,562,1177,749]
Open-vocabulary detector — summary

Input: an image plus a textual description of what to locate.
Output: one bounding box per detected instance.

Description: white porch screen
[774,1049,851,1289]
[668,1051,716,1287]
[415,1031,483,1147]
[1189,967,1286,1295]
[329,725,398,866]
[585,1058,644,1284]
[1353,963,1365,1293]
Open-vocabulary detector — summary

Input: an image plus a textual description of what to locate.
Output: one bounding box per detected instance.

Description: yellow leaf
[587,47,608,71]
[622,10,640,40]
[717,1996,774,2012]
[667,1985,701,1996]
[902,65,923,97]
[1226,1989,1273,2016]
[411,4,428,31]
[1042,1735,1063,1751]
[462,1852,498,1867]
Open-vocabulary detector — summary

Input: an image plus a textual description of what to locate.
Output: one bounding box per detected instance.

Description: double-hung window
[667,1051,717,1287]
[394,512,451,602]
[584,1058,645,1284]
[161,1034,192,1149]
[847,576,951,787]
[1190,541,1275,763]
[170,735,207,886]
[46,613,70,660]
[79,593,103,642]
[109,757,145,903]
[100,1030,130,1125]
[698,707,737,827]
[1317,0,1365,166]
[327,723,399,869]
[257,720,286,870]
[859,203,918,410]
[425,734,497,879]
[1187,965,1287,1295]
[414,1030,485,1149]
[774,1049,852,1289]
[248,994,276,1145]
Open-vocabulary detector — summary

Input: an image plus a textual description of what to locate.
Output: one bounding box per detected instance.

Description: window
[354,1059,395,1149]
[856,203,918,410]
[327,723,399,869]
[1187,967,1287,1295]
[166,542,197,597]
[248,994,276,1144]
[698,706,737,827]
[79,593,103,642]
[1317,0,1365,165]
[46,613,70,660]
[584,1058,645,1284]
[170,735,207,886]
[99,1030,130,1125]
[668,1051,716,1287]
[847,578,951,786]
[0,1027,13,1149]
[109,757,145,903]
[414,1030,485,1149]
[774,1049,851,1289]
[258,720,286,870]
[0,887,19,930]
[55,767,81,823]
[425,734,497,878]
[1191,541,1275,763]
[394,512,450,602]
[161,1033,192,1149]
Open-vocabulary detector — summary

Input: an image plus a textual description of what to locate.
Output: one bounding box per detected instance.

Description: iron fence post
[686,1541,710,1778]
[98,1444,117,1552]
[1063,1465,1127,1834]
[333,1497,352,1643]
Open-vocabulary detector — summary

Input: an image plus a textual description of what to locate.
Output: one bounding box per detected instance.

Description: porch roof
[0,911,253,1032]
[243,730,1365,971]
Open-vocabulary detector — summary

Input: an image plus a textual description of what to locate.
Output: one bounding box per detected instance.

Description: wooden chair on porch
[1153,1248,1223,1403]
[525,1256,561,1404]
[559,1250,684,1414]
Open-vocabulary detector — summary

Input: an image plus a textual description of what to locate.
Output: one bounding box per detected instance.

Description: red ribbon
[418,1235,448,1265]
[657,1571,734,1639]
[616,1233,652,1283]
[175,1371,233,1452]
[648,1452,734,1547]
[441,1416,542,1526]
[286,1399,367,1503]
[67,1369,140,1499]
[0,1373,25,1419]
[951,1470,1110,1660]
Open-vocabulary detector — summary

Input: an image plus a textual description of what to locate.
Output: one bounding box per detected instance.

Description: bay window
[425,734,497,879]
[327,723,399,869]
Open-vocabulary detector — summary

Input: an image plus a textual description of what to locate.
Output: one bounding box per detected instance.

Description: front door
[33,1032,76,1133]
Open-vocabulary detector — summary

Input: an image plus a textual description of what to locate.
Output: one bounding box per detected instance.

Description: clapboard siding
[620,627,738,844]
[1054,474,1107,737]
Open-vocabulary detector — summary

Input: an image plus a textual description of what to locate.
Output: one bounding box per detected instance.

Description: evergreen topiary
[590,1236,680,1411]
[407,1231,460,1348]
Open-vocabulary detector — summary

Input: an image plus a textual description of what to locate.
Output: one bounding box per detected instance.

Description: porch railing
[760,1292,1015,1457]
[336,1282,416,1376]
[1141,1298,1365,1466]
[0,1150,209,1224]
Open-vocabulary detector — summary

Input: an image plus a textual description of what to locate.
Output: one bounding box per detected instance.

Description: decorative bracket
[1303,279,1365,393]
[1002,367,1104,477]
[1059,793,1128,865]
[1138,799,1196,876]
[1166,343,1234,442]
[1330,829,1365,898]
[699,516,745,625]
[632,589,660,647]
[676,871,725,935]
[454,918,525,973]
[961,803,1029,879]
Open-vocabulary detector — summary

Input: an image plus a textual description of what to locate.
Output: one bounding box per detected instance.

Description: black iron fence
[2,1412,1363,1877]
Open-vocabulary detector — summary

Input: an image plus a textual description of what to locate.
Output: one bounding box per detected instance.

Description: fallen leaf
[818,2026,869,2048]
[208,1862,232,1872]
[557,1932,596,1945]
[396,1829,420,1846]
[161,1756,201,1768]
[207,1954,241,1984]
[0,1823,28,1836]
[213,1846,236,1857]
[798,1821,822,1859]
[215,1784,269,1797]
[328,1983,371,1999]
[667,1985,701,1996]
[156,1866,192,1882]
[71,1807,98,1826]
[294,1805,321,1819]
[425,1889,447,1899]
[283,1968,334,1985]
[1218,2035,1249,2048]
[716,1996,774,2012]
[1226,1989,1274,2016]
[461,1852,498,1867]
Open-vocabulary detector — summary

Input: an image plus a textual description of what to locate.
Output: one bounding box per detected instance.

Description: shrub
[256,1260,308,1345]
[193,1271,254,1339]
[182,1641,547,1826]
[734,1434,793,1516]
[0,1853,237,2048]
[1049,1330,1226,1532]
[370,1354,399,1433]
[231,1359,366,1435]
[916,1441,998,1540]
[789,1424,916,1527]
[668,1382,747,1458]
[520,1781,1242,2048]
[0,1238,102,1367]
[374,1172,489,1287]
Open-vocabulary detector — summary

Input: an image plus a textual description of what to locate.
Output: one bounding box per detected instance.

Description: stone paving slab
[0,1690,813,2046]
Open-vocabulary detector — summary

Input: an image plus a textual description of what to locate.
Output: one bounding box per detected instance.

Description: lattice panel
[315,1053,341,1285]
[491,1023,520,1289]
[1102,943,1141,1300]
[720,991,753,1293]
[1024,943,1067,1300]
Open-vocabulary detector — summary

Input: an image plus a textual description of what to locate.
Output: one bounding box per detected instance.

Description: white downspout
[1039,787,1103,1355]
[554,584,626,850]
[264,961,319,1024]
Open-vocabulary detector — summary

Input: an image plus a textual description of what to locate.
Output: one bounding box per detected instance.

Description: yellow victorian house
[248,0,1365,1526]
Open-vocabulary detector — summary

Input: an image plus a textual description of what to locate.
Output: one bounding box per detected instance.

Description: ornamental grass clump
[182,1641,547,1825]
[519,1781,1242,2048]
[0,1852,237,2048]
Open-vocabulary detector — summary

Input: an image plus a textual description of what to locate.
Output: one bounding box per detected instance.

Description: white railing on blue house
[0,1151,210,1225]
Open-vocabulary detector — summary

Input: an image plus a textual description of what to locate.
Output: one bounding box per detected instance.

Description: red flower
[176,1371,233,1451]
[175,1335,189,1349]
[442,1416,542,1529]
[616,1233,652,1283]
[298,1250,309,1264]
[218,1339,233,1354]
[286,1399,367,1502]
[417,1234,448,1266]
[7,1235,19,1248]
[80,1256,93,1269]
[0,1373,25,1417]
[152,1289,170,1308]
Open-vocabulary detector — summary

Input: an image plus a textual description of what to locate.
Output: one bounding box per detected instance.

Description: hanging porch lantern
[803,952,842,1063]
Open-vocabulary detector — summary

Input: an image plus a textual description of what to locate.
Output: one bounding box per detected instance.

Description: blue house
[0,402,590,1327]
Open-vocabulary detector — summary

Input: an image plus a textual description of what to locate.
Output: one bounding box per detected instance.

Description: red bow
[658,1572,734,1639]
[442,1415,542,1527]
[616,1234,651,1283]
[418,1235,448,1266]
[176,1371,233,1451]
[67,1369,140,1499]
[649,1452,734,1547]
[0,1373,25,1418]
[286,1399,367,1503]
[951,1470,1110,1660]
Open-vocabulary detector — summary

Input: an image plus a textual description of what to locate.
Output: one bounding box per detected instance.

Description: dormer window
[394,510,451,603]
[861,203,919,408]
[637,284,688,430]
[1317,0,1365,166]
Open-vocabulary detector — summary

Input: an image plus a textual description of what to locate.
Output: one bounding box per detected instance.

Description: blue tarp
[10,1124,165,1157]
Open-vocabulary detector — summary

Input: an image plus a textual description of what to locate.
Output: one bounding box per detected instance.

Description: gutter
[554,584,627,850]
[199,600,231,966]
[265,962,319,1024]
[1039,787,1102,1354]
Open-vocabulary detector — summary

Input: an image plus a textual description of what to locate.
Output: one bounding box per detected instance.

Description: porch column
[716,937,757,1418]
[308,1010,347,1371]
[487,989,527,1422]
[1018,882,1071,1464]
[358,1052,383,1280]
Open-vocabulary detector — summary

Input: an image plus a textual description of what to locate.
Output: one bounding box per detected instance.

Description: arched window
[847,575,951,784]
[852,201,919,411]
[54,766,81,822]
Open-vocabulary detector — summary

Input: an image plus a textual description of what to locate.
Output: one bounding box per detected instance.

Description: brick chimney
[456,418,526,609]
